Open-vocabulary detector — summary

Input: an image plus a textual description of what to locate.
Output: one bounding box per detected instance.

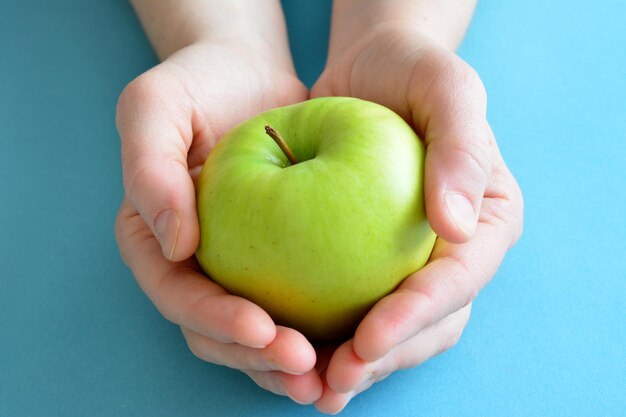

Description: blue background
[1,0,625,416]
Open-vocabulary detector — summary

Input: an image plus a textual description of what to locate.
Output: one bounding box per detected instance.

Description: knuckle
[384,289,437,335]
[445,57,487,108]
[116,68,186,133]
[121,157,155,202]
[449,140,492,187]
[446,57,487,103]
[121,158,187,223]
[387,311,417,336]
[439,257,479,308]
[117,71,164,113]
[185,294,217,327]
[482,169,525,246]
[462,64,487,102]
[480,197,513,228]
[116,77,149,128]
[113,200,152,269]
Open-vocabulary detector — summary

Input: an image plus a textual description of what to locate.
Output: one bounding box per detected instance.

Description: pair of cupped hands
[115,26,523,414]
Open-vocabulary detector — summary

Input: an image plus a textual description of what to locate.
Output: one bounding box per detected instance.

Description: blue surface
[1,1,625,416]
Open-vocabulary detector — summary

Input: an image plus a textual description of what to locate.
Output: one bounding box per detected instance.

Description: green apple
[196,97,436,341]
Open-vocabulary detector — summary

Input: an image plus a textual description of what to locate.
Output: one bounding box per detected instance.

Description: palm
[158,43,307,177]
[313,29,459,128]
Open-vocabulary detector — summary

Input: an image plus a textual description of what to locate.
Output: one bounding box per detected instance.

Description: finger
[322,339,375,394]
[353,185,520,362]
[314,381,353,415]
[182,326,316,375]
[410,51,493,243]
[243,368,324,405]
[327,304,472,395]
[116,68,199,261]
[115,198,276,348]
[315,305,471,415]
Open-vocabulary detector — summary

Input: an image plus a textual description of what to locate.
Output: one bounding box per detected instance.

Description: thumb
[415,61,493,243]
[116,72,199,261]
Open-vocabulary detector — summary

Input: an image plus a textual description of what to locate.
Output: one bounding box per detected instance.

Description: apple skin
[196,97,436,341]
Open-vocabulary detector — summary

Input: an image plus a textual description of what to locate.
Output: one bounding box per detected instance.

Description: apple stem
[265,125,298,165]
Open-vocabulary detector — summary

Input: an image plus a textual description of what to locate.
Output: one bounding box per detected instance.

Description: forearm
[130,0,293,63]
[327,0,476,60]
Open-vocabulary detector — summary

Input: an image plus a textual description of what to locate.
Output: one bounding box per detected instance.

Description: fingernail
[155,209,180,260]
[444,192,477,237]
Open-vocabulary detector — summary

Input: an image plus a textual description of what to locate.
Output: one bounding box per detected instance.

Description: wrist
[327,0,476,60]
[131,0,294,66]
[185,37,299,79]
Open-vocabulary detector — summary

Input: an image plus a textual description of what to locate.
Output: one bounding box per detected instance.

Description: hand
[311,26,523,413]
[115,40,324,404]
